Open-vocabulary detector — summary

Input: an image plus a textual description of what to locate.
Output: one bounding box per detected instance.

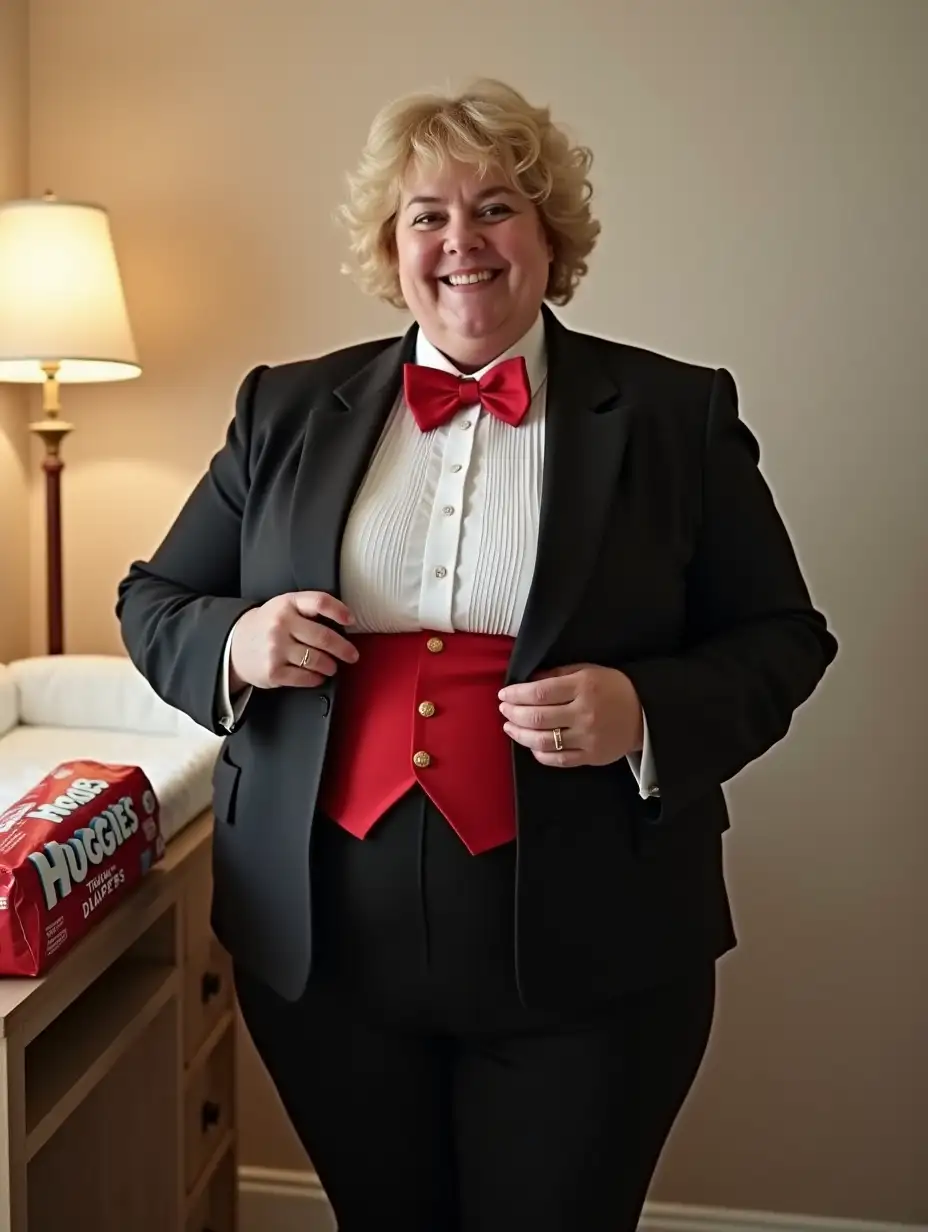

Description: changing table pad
[0,655,222,844]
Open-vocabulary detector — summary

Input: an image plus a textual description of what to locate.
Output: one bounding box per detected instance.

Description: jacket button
[413,750,431,769]
[418,701,436,718]
[426,637,444,654]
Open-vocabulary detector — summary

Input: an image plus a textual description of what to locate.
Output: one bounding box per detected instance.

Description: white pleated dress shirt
[220,313,658,798]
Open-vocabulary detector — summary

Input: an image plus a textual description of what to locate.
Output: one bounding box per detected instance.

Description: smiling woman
[339,78,600,367]
[117,76,837,1232]
[392,167,552,370]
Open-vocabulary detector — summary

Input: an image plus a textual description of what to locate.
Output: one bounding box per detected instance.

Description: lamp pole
[29,361,73,655]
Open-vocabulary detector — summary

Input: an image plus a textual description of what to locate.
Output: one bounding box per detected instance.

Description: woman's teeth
[443,271,498,286]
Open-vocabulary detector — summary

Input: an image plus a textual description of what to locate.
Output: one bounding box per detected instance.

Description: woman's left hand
[498,665,644,768]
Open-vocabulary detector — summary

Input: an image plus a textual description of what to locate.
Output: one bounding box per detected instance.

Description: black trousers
[235,787,716,1232]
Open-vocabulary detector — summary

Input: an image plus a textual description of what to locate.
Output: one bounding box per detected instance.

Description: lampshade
[0,196,140,383]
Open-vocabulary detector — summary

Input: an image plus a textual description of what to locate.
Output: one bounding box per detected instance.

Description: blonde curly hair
[338,79,600,308]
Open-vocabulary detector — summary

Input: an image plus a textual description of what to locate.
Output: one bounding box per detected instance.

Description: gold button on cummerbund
[418,701,436,718]
[426,637,444,653]
[413,750,431,769]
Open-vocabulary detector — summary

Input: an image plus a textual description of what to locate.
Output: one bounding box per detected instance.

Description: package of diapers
[0,761,163,976]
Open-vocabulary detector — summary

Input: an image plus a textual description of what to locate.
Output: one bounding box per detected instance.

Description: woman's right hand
[228,591,359,692]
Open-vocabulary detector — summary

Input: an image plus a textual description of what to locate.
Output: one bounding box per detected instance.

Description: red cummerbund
[317,631,517,854]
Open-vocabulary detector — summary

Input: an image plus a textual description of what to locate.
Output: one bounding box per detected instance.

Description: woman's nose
[443,218,484,256]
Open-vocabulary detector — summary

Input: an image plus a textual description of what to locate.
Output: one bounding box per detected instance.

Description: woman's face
[394,159,553,372]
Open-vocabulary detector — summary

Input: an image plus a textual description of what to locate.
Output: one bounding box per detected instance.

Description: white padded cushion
[0,665,16,739]
[0,727,219,845]
[9,655,207,737]
[0,655,222,844]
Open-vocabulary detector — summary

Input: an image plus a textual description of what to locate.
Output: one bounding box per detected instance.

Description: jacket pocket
[635,790,729,859]
[212,744,241,825]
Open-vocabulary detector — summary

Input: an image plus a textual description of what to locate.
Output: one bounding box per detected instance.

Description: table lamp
[0,192,141,654]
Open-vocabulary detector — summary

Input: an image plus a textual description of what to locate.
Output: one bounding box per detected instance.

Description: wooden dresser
[0,811,236,1232]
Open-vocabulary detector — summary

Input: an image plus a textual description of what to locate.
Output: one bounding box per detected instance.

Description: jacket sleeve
[115,365,268,733]
[621,367,838,823]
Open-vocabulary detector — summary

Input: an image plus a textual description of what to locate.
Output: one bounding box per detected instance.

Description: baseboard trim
[238,1166,334,1232]
[238,1166,927,1232]
[638,1205,927,1232]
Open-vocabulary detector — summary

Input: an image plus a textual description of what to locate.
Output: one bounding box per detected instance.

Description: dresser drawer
[185,1025,234,1193]
[184,938,233,1064]
[185,1146,236,1232]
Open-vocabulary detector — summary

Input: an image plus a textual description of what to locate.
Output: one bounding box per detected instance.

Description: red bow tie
[403,356,532,432]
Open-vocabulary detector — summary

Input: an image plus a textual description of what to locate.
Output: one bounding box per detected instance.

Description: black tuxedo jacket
[117,307,837,1007]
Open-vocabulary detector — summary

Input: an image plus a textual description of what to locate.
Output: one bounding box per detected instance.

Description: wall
[27,0,928,1222]
[0,0,31,663]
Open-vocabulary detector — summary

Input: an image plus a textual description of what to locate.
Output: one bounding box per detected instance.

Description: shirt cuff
[626,711,660,800]
[218,625,252,733]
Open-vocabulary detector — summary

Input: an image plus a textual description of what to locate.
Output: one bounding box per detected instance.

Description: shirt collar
[414,312,547,397]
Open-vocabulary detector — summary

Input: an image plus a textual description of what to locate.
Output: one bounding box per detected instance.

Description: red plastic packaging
[0,761,164,976]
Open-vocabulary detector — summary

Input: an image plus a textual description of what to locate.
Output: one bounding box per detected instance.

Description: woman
[117,79,837,1232]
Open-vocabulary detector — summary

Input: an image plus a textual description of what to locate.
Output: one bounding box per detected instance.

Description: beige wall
[0,0,30,663]
[26,0,928,1222]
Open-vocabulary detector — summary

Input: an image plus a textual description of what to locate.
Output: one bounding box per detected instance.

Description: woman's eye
[411,204,512,227]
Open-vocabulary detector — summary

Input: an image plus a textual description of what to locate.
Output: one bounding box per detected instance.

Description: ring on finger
[299,647,311,670]
[552,727,564,752]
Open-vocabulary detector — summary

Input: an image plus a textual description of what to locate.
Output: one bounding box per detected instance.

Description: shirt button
[434,566,447,579]
[418,701,436,718]
[442,505,455,517]
[413,750,431,769]
[450,464,462,473]
[426,637,444,653]
[460,420,472,430]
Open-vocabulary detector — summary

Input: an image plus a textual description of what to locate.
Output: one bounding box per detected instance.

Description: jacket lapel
[506,309,633,684]
[289,325,417,596]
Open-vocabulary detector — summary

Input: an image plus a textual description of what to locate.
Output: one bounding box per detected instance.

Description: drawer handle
[201,1100,222,1133]
[201,970,222,1003]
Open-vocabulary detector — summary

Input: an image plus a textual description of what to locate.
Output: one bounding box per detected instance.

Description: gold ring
[553,727,563,752]
[299,647,311,669]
